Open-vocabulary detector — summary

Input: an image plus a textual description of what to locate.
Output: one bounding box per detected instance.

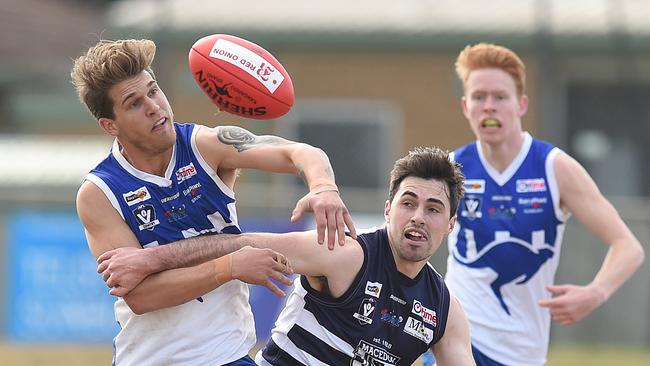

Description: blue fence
[4,209,303,344]
[5,209,119,342]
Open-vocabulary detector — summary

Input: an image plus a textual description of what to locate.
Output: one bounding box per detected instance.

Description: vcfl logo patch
[353,298,376,325]
[133,204,160,231]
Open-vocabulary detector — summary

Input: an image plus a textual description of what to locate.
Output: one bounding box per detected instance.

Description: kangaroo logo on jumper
[133,204,160,231]
[461,196,482,219]
[452,230,555,314]
[353,297,376,325]
[351,340,401,366]
[365,281,383,298]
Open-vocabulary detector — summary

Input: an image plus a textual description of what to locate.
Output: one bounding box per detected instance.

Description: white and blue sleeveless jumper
[446,132,569,366]
[86,122,255,366]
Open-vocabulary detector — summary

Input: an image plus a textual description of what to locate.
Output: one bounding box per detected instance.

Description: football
[188,34,295,120]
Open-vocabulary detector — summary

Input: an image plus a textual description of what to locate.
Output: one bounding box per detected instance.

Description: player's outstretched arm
[195,125,357,249]
[118,245,293,314]
[430,296,475,366]
[252,231,364,299]
[538,152,645,325]
[81,181,292,314]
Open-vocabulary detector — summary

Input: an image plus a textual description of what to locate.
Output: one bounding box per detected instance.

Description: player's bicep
[76,181,140,259]
[555,154,627,244]
[197,125,299,172]
[249,231,362,278]
[431,296,474,365]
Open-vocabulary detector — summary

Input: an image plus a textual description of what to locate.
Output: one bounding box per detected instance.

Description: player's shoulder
[76,179,112,220]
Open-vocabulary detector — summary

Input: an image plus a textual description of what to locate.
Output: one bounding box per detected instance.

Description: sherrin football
[188,34,295,120]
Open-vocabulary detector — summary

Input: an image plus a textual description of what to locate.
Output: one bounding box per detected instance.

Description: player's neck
[120,144,173,177]
[393,256,427,279]
[480,132,525,173]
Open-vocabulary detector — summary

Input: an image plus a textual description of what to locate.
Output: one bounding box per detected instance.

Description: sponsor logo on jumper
[403,316,434,344]
[463,179,485,194]
[491,195,512,201]
[164,204,187,223]
[365,281,383,298]
[133,204,159,231]
[380,308,403,327]
[461,196,482,219]
[210,38,285,93]
[487,205,516,219]
[123,187,151,206]
[519,196,547,214]
[518,197,547,207]
[412,299,437,327]
[182,182,203,203]
[351,340,401,366]
[389,294,406,305]
[516,178,546,193]
[176,163,197,183]
[353,297,376,325]
[183,182,202,196]
[161,192,180,204]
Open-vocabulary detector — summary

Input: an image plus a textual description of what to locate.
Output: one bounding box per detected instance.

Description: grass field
[1,343,649,365]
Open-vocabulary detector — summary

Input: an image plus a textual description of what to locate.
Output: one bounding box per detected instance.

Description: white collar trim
[476,132,532,186]
[111,139,176,187]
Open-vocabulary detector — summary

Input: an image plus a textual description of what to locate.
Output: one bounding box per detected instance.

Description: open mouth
[152,117,167,131]
[481,119,501,128]
[404,228,428,242]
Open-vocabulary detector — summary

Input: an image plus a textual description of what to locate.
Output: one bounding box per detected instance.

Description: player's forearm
[145,233,252,272]
[124,256,231,314]
[290,144,337,191]
[589,236,645,301]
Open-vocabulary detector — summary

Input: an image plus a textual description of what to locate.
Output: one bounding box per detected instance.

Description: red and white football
[188,34,294,120]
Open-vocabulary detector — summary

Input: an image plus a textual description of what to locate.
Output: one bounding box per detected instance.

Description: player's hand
[290,190,357,250]
[230,246,294,297]
[97,247,155,297]
[538,284,606,326]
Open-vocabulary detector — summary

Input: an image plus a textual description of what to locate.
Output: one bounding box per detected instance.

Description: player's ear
[384,200,391,223]
[461,96,470,119]
[518,94,529,117]
[98,117,119,136]
[448,215,457,234]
